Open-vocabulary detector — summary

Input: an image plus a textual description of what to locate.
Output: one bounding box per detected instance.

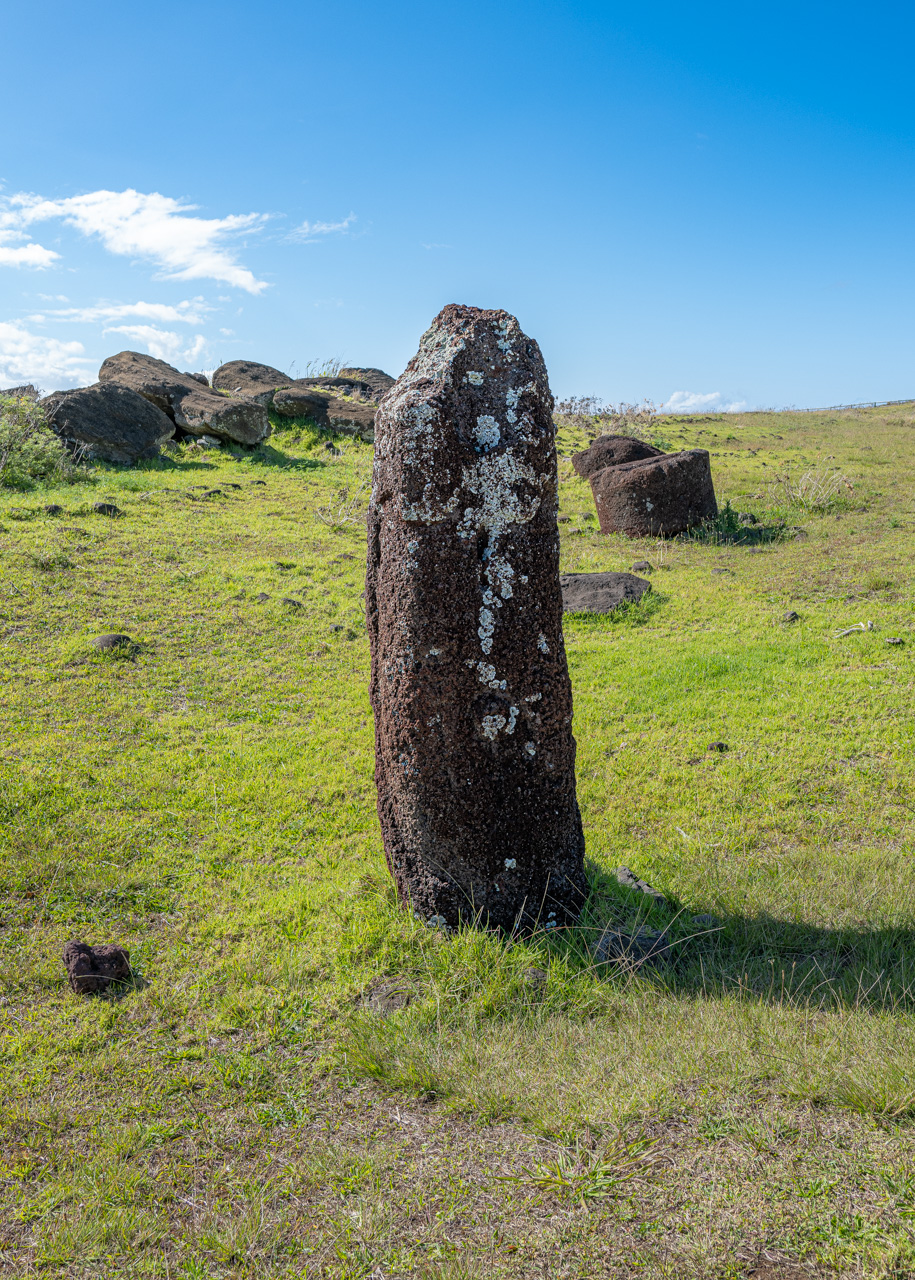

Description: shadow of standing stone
[366,305,587,933]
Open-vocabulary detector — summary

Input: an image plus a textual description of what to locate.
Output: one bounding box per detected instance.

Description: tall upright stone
[366,305,587,932]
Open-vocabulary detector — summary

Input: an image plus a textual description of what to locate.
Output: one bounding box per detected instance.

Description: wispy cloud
[663,389,747,413]
[0,321,92,390]
[103,324,208,367]
[36,297,212,325]
[1,189,269,293]
[288,213,356,243]
[0,229,60,269]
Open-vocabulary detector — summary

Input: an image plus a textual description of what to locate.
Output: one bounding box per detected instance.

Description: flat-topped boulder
[560,571,652,612]
[41,383,175,464]
[211,359,292,405]
[271,387,330,426]
[572,434,663,479]
[99,351,269,446]
[590,449,717,537]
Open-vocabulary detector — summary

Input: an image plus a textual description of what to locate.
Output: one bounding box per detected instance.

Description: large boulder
[572,434,663,479]
[560,571,652,612]
[98,351,269,446]
[590,449,717,537]
[367,304,587,932]
[40,383,175,464]
[340,366,396,398]
[211,359,292,405]
[271,387,330,426]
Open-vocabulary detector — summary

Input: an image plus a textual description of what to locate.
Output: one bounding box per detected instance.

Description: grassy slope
[0,408,913,1279]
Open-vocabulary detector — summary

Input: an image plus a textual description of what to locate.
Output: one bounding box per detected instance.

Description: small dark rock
[250,480,267,486]
[711,567,730,575]
[560,571,651,613]
[783,610,800,623]
[523,967,548,990]
[91,633,133,651]
[225,483,242,489]
[886,637,904,645]
[329,623,343,632]
[616,865,667,906]
[93,502,123,517]
[690,913,720,930]
[631,560,653,572]
[201,489,222,498]
[737,512,758,525]
[62,940,131,994]
[362,978,412,1014]
[44,504,64,516]
[255,592,270,603]
[594,926,671,968]
[708,741,729,752]
[282,597,303,609]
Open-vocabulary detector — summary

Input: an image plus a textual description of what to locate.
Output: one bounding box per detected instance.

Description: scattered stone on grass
[360,978,413,1014]
[572,434,663,479]
[616,865,668,906]
[737,511,758,525]
[91,633,133,651]
[590,448,717,537]
[197,435,222,449]
[201,488,222,498]
[631,559,652,572]
[250,480,267,486]
[62,940,131,994]
[282,597,303,609]
[560,571,651,613]
[712,567,731,575]
[255,593,270,603]
[367,303,587,932]
[523,967,548,990]
[594,925,671,968]
[690,913,721,930]
[783,610,800,623]
[886,636,904,645]
[92,502,123,517]
[708,741,729,752]
[329,623,343,632]
[43,504,64,516]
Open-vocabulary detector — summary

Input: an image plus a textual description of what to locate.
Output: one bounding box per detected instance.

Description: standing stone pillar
[366,305,587,932]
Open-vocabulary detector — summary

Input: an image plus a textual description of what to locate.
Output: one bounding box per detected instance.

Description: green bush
[0,394,83,490]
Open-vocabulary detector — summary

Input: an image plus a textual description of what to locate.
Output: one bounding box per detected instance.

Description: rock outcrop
[560,571,651,612]
[572,434,663,479]
[99,351,269,446]
[590,449,717,537]
[1,384,39,401]
[367,304,587,932]
[341,366,396,398]
[41,383,175,464]
[211,360,291,405]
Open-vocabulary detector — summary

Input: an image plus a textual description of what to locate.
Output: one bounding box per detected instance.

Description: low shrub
[0,394,83,490]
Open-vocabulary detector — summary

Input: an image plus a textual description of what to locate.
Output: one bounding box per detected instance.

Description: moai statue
[366,305,587,932]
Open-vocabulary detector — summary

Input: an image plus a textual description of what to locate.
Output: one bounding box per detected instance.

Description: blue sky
[2,0,913,409]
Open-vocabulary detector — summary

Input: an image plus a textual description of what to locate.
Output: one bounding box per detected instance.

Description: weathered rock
[98,351,270,446]
[340,366,396,398]
[783,610,800,623]
[590,449,717,537]
[326,397,376,441]
[186,372,209,386]
[40,383,175,464]
[572,434,663,479]
[91,633,133,650]
[211,359,291,405]
[92,502,122,517]
[367,304,587,932]
[594,926,671,968]
[44,504,64,516]
[62,940,131,993]
[0,384,39,400]
[616,865,668,906]
[560,571,651,613]
[271,387,330,426]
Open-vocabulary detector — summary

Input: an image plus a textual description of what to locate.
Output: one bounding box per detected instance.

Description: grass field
[0,403,913,1279]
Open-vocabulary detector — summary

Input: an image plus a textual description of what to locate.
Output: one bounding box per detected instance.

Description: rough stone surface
[594,926,671,968]
[211,359,291,405]
[92,502,122,517]
[367,304,587,932]
[616,864,668,906]
[326,397,376,441]
[560,571,651,613]
[91,633,132,650]
[1,384,39,400]
[340,366,397,398]
[271,387,330,426]
[572,434,663,479]
[40,382,175,464]
[590,449,717,537]
[98,351,270,445]
[62,940,131,994]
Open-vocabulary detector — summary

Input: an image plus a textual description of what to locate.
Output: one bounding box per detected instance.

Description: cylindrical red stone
[366,305,587,932]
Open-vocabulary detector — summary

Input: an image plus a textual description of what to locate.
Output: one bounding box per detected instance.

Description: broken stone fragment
[366,304,587,933]
[62,940,131,994]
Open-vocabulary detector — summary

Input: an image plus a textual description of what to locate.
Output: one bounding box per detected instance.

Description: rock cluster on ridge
[366,303,587,932]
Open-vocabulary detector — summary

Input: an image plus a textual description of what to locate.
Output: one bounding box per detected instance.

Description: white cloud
[0,321,92,390]
[288,213,356,243]
[103,323,208,367]
[663,390,747,413]
[0,229,60,269]
[3,189,268,293]
[39,297,212,325]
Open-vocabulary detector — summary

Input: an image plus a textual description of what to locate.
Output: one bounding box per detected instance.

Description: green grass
[1,407,914,1278]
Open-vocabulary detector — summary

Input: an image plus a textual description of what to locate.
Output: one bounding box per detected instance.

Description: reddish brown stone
[62,940,131,994]
[571,434,663,479]
[366,305,587,933]
[590,449,717,537]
